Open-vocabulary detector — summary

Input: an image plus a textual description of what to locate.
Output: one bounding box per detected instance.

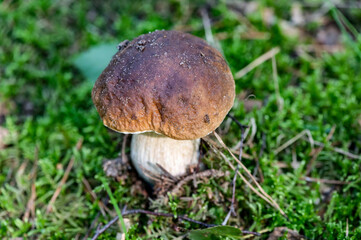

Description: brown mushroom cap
[92,30,235,140]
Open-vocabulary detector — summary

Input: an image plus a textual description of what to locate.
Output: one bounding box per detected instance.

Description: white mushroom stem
[130,132,200,183]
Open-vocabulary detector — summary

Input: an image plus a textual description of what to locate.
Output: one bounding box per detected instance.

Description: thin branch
[91,208,260,240]
[303,137,360,160]
[83,212,100,240]
[226,114,249,129]
[206,140,276,213]
[302,177,349,185]
[222,164,239,226]
[213,132,287,218]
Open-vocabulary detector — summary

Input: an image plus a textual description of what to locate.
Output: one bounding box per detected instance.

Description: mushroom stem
[130,132,200,183]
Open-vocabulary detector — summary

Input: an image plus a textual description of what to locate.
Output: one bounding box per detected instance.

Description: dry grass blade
[23,148,38,221]
[235,47,280,79]
[82,178,108,216]
[305,125,336,175]
[212,132,287,218]
[302,177,349,185]
[275,130,314,155]
[46,138,83,214]
[303,137,361,160]
[272,55,284,111]
[200,8,223,54]
[209,144,275,211]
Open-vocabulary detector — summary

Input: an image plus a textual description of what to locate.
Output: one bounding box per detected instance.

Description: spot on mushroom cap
[92,30,235,140]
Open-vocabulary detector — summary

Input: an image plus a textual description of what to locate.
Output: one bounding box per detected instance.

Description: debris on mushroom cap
[92,30,235,140]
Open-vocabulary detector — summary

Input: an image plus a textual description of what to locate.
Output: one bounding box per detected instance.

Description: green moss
[1,0,361,239]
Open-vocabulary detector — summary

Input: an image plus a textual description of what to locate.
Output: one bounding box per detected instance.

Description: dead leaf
[267,227,305,240]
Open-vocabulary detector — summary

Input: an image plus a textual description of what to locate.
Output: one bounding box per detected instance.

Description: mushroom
[92,30,235,183]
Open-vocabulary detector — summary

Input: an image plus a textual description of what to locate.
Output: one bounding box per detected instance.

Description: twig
[222,119,247,225]
[91,209,260,240]
[305,125,336,175]
[222,164,239,226]
[206,138,280,215]
[253,133,266,182]
[213,132,287,218]
[170,169,227,196]
[83,212,100,240]
[226,114,249,129]
[82,178,108,216]
[204,136,252,159]
[275,130,314,155]
[302,177,349,185]
[303,137,360,160]
[46,138,83,214]
[235,47,280,79]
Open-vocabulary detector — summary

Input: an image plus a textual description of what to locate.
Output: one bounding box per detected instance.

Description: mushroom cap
[92,30,235,140]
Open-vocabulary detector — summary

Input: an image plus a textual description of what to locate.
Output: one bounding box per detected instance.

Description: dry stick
[305,125,336,175]
[206,141,275,210]
[205,136,252,159]
[83,212,100,240]
[213,132,287,218]
[23,147,39,221]
[303,137,361,160]
[91,209,261,240]
[275,130,315,155]
[302,177,349,185]
[223,116,255,224]
[82,178,109,216]
[222,123,247,225]
[170,169,227,196]
[235,47,280,79]
[46,138,83,214]
[253,133,266,182]
[222,164,239,226]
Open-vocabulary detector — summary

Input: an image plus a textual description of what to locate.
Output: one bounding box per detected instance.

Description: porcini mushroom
[92,30,235,183]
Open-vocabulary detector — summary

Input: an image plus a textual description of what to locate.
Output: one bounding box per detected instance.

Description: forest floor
[1,0,361,239]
